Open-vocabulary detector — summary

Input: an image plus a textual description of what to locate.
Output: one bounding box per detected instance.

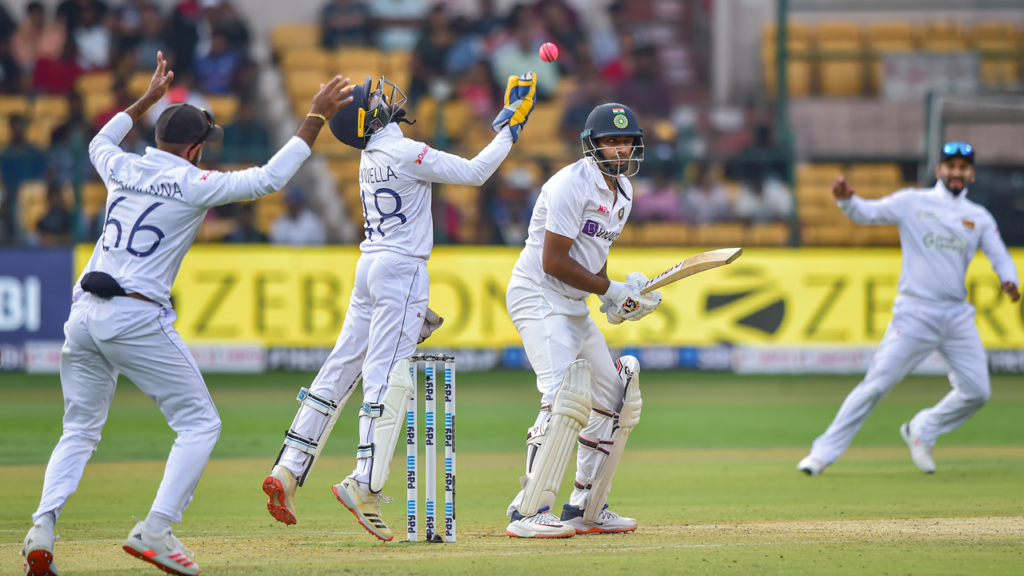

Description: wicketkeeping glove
[491,72,537,143]
[418,307,444,344]
[600,273,662,325]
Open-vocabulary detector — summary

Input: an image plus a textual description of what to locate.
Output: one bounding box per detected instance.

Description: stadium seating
[745,223,790,246]
[0,95,29,117]
[920,22,967,52]
[820,60,863,97]
[693,224,744,247]
[271,24,320,53]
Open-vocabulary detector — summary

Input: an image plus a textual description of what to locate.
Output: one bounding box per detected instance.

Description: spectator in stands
[32,37,82,94]
[320,0,373,48]
[166,0,199,78]
[49,92,95,186]
[0,38,22,93]
[734,175,793,224]
[12,2,46,74]
[589,1,628,69]
[632,162,683,223]
[683,162,733,224]
[559,75,602,145]
[224,203,267,243]
[726,124,789,185]
[57,0,108,33]
[210,1,250,53]
[445,16,483,76]
[36,181,73,246]
[72,1,111,70]
[471,0,502,37]
[112,0,155,53]
[0,116,47,244]
[219,101,270,164]
[144,74,210,126]
[369,0,429,51]
[194,28,240,94]
[613,45,671,118]
[93,80,132,128]
[537,0,582,64]
[408,5,454,104]
[0,4,16,43]
[133,5,168,71]
[270,188,326,246]
[457,60,500,120]
[492,13,559,99]
[489,166,536,246]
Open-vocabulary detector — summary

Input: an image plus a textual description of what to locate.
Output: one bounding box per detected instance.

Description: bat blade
[639,248,743,294]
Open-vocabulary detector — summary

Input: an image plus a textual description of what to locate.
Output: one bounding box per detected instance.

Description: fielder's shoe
[21,523,57,576]
[797,455,828,476]
[122,520,200,576]
[506,506,576,538]
[560,503,637,534]
[263,465,298,525]
[332,478,394,541]
[900,422,936,474]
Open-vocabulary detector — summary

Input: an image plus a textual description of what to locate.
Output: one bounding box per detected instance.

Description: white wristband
[602,280,626,302]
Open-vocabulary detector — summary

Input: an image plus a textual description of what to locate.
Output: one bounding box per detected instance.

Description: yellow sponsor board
[74,245,1024,348]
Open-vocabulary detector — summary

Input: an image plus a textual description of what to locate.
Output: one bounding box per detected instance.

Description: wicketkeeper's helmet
[581,103,644,177]
[328,76,412,150]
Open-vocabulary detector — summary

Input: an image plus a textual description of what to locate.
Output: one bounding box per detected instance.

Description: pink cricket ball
[539,42,559,63]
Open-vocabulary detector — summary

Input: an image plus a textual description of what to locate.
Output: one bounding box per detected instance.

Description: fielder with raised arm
[503,103,662,538]
[20,54,353,576]
[798,142,1019,477]
[263,73,537,541]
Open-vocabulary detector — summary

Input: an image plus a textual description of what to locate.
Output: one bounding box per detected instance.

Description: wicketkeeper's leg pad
[582,355,641,523]
[274,386,348,487]
[519,359,593,516]
[363,359,415,494]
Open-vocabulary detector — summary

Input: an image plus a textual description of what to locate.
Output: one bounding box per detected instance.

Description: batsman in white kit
[263,72,537,541]
[798,142,1019,477]
[20,54,354,576]
[504,103,662,538]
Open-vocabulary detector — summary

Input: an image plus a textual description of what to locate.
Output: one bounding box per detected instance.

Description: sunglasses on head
[942,141,972,156]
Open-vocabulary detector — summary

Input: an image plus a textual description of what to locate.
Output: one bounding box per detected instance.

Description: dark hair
[27,2,44,15]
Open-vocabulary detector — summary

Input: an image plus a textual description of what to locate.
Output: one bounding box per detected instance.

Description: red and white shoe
[122,520,200,576]
[21,523,57,576]
[560,504,637,534]
[263,465,298,525]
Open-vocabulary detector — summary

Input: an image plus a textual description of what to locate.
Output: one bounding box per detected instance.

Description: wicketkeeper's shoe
[505,506,576,538]
[332,478,394,541]
[122,520,200,576]
[900,422,936,474]
[559,504,637,534]
[21,523,57,576]
[797,455,827,476]
[263,465,298,525]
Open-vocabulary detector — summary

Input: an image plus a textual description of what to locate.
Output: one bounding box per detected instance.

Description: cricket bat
[639,248,743,295]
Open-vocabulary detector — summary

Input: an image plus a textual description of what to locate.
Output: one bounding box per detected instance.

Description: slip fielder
[21,54,353,576]
[798,142,1019,476]
[263,72,538,541]
[503,103,663,538]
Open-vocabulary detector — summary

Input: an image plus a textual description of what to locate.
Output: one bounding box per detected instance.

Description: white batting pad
[520,359,593,516]
[369,359,415,493]
[583,356,642,523]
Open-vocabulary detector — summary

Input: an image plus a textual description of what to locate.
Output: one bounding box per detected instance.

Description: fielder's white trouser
[34,294,221,525]
[279,251,428,486]
[505,277,624,513]
[811,296,990,464]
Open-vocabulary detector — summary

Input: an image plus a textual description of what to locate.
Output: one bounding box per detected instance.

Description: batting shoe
[21,523,57,576]
[506,506,576,538]
[900,422,936,474]
[797,455,828,476]
[332,478,394,541]
[263,465,298,525]
[560,504,637,534]
[122,520,200,576]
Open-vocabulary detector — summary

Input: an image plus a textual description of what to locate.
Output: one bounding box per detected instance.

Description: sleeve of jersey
[978,214,1019,285]
[544,182,585,240]
[88,112,134,181]
[189,136,312,208]
[837,191,906,225]
[399,127,513,186]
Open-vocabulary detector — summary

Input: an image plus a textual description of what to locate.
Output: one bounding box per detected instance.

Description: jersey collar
[366,123,402,149]
[583,159,631,202]
[934,179,968,201]
[144,146,198,168]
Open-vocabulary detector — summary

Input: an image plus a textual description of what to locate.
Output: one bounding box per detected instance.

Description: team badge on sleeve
[962,219,975,230]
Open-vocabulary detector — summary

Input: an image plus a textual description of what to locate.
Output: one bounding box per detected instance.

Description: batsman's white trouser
[810,296,990,464]
[34,295,221,524]
[279,251,428,486]
[506,277,624,513]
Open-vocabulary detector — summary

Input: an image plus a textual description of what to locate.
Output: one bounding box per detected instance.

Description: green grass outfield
[2,371,1023,575]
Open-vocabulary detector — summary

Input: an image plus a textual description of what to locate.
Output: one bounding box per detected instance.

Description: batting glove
[600,275,662,325]
[491,72,537,143]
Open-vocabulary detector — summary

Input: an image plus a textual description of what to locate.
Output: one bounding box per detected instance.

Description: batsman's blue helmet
[581,103,644,177]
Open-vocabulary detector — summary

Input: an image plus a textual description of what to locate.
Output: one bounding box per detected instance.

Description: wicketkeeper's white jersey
[512,158,634,300]
[76,112,313,307]
[357,123,513,259]
[838,181,1018,302]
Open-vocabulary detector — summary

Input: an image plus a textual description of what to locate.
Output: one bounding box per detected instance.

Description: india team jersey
[512,158,634,300]
[76,112,313,307]
[358,124,513,259]
[838,181,1018,302]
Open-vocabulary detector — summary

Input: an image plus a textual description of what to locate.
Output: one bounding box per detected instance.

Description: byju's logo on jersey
[581,219,619,241]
